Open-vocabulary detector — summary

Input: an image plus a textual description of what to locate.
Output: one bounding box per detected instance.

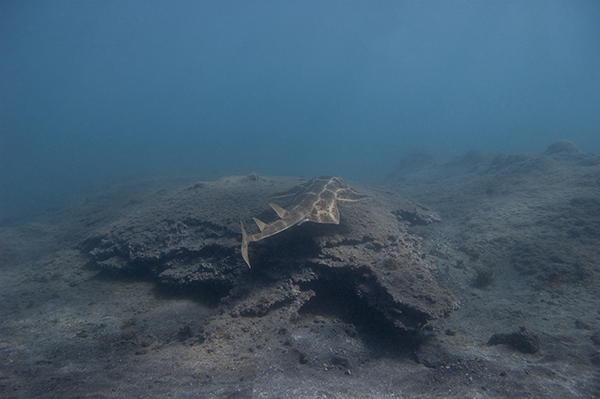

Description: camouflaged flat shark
[240,175,368,267]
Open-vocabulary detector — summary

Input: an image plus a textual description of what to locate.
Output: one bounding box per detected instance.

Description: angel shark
[240,175,368,267]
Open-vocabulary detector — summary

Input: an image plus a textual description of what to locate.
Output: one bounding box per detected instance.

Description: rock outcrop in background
[385,140,600,288]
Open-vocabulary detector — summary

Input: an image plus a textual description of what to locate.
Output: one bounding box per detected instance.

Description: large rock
[84,174,458,332]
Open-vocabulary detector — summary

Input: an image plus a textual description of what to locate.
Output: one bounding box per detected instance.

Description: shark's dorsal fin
[253,217,268,231]
[269,203,289,219]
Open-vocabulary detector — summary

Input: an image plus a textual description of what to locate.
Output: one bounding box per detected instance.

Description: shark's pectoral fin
[253,217,267,232]
[269,203,289,219]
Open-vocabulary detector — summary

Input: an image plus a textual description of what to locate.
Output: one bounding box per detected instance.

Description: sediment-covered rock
[84,174,458,332]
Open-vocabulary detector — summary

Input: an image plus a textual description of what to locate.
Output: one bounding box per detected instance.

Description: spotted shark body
[240,175,368,267]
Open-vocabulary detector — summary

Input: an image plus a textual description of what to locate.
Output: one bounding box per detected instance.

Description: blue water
[1,0,599,218]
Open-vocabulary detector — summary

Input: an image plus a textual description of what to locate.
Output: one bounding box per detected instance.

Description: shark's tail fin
[240,221,251,268]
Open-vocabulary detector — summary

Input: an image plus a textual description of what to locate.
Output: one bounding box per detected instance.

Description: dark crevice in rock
[298,274,421,356]
[250,231,323,266]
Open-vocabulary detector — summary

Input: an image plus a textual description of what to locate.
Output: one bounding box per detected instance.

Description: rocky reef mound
[83,174,458,335]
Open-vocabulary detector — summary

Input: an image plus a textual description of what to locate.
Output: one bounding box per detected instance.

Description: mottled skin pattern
[240,176,368,267]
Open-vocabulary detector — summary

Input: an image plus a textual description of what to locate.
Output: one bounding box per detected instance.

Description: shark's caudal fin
[240,221,251,268]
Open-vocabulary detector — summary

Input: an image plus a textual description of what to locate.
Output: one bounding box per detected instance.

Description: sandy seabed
[1,141,599,398]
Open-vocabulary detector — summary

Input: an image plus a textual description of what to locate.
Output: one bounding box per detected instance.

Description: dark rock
[297,350,309,364]
[575,319,593,330]
[177,325,193,341]
[330,355,352,370]
[591,332,600,346]
[226,389,253,399]
[487,327,541,354]
[471,266,494,289]
[416,342,461,368]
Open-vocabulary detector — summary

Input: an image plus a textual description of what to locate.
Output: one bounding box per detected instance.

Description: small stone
[487,327,541,354]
